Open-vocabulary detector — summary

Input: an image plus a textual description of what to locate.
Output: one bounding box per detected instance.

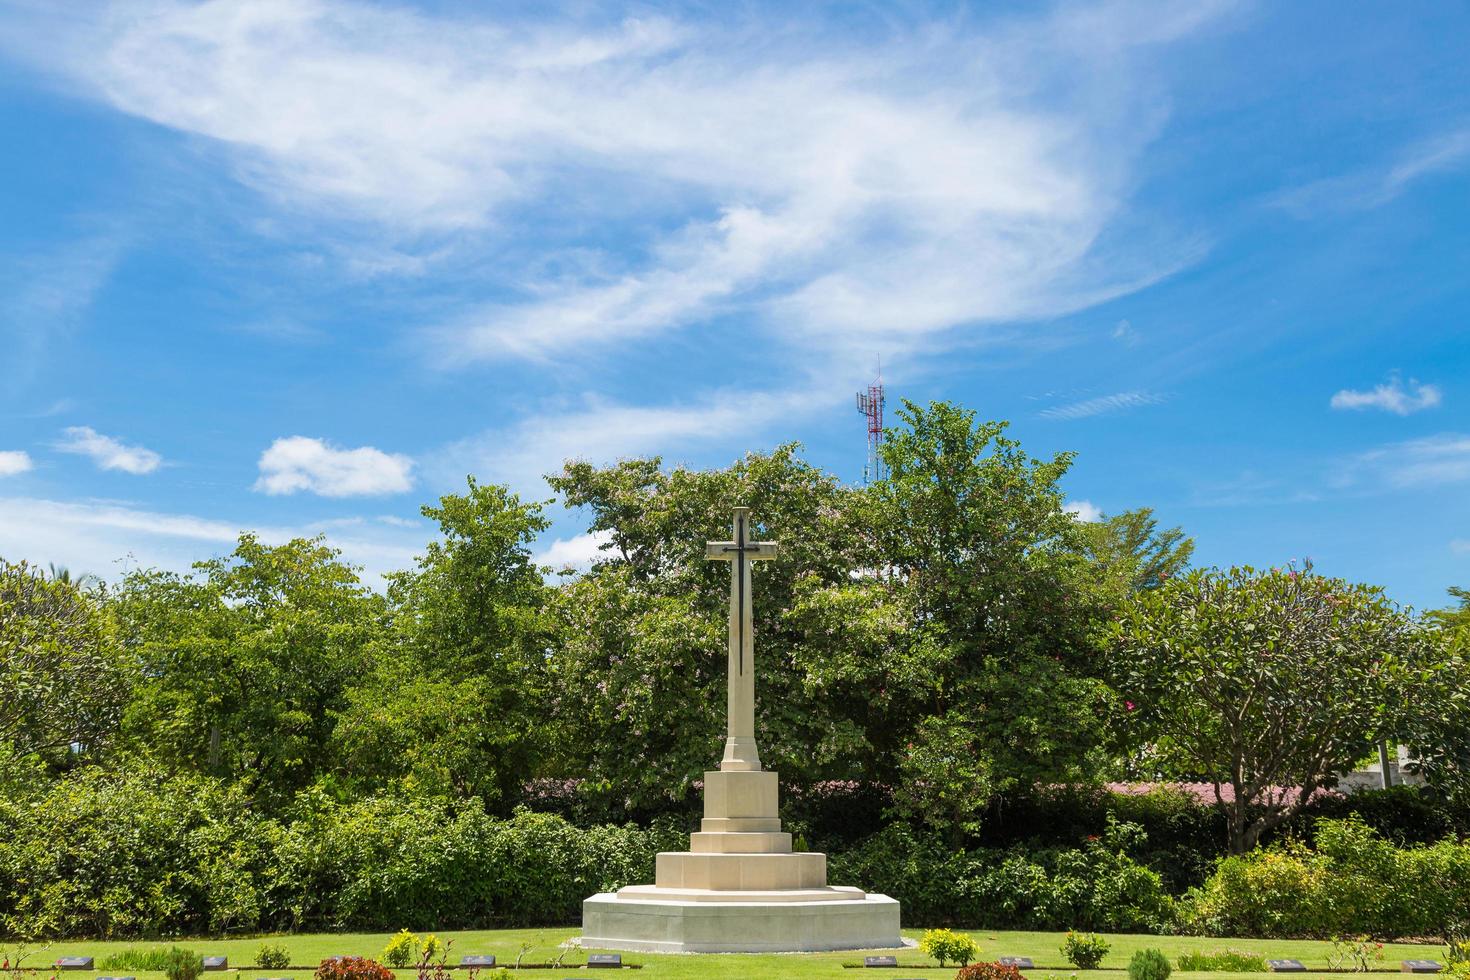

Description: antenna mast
[855,361,886,484]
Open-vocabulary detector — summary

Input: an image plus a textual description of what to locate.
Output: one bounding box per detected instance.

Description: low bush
[1175,949,1267,972]
[1061,932,1110,969]
[382,932,416,969]
[832,818,1172,931]
[162,948,203,980]
[1129,949,1172,980]
[314,957,394,980]
[100,948,195,973]
[955,964,1025,980]
[1178,817,1470,939]
[920,928,979,967]
[255,944,291,969]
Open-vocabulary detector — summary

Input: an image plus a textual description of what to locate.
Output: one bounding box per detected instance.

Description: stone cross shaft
[705,506,778,772]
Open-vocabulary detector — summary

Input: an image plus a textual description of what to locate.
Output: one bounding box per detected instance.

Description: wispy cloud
[1452,539,1470,556]
[0,495,425,585]
[1331,374,1441,415]
[0,451,34,477]
[0,236,124,385]
[55,426,162,474]
[437,384,837,493]
[9,0,1228,367]
[254,436,414,497]
[1274,128,1470,217]
[1337,433,1470,490]
[1040,390,1164,420]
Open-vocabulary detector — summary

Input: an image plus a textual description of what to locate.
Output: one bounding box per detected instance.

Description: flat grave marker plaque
[586,954,622,968]
[1267,961,1306,973]
[864,956,898,968]
[97,975,136,980]
[56,958,93,971]
[461,957,497,968]
[998,958,1035,969]
[202,957,229,971]
[1402,962,1443,974]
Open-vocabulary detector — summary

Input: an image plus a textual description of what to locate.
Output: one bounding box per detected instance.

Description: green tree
[545,445,864,807]
[846,401,1115,837]
[332,478,555,810]
[1428,586,1470,632]
[0,559,128,767]
[1075,507,1194,600]
[115,535,381,808]
[1106,564,1435,853]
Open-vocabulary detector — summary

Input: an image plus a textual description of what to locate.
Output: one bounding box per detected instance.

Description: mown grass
[1,928,1448,980]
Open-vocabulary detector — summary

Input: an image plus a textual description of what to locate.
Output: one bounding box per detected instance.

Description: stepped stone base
[582,765,901,952]
[581,890,902,953]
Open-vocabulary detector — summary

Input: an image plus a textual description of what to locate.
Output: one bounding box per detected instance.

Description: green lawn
[1,929,1449,980]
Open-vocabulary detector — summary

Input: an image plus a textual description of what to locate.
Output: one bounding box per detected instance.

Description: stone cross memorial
[581,506,901,953]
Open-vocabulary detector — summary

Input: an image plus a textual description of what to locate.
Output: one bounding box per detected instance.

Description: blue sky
[0,0,1466,609]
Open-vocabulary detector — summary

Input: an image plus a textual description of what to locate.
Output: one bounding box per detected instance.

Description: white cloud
[254,436,414,497]
[1331,375,1442,415]
[55,426,162,474]
[10,0,1228,365]
[1065,499,1103,522]
[0,451,35,477]
[1111,319,1139,345]
[1338,433,1470,490]
[0,495,422,586]
[535,529,614,570]
[437,385,836,493]
[1274,128,1470,217]
[1452,539,1470,556]
[1040,390,1164,421]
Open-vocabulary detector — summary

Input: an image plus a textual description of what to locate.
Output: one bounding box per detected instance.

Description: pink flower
[1125,700,1136,711]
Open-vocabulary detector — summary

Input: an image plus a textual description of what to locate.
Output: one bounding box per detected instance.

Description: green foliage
[1175,949,1267,972]
[162,947,203,980]
[1061,932,1111,969]
[956,964,1026,980]
[100,947,197,972]
[1107,564,1436,853]
[1128,948,1171,980]
[1075,507,1194,600]
[115,535,382,810]
[833,823,1169,932]
[920,928,979,967]
[0,771,682,937]
[313,957,393,980]
[255,944,291,969]
[1178,817,1470,939]
[0,559,128,765]
[382,931,416,968]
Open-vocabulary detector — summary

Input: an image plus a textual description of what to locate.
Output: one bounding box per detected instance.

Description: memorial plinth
[581,508,901,953]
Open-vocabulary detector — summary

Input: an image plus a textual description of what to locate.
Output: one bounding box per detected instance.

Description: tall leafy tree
[1106,564,1437,853]
[1075,507,1194,601]
[115,535,381,808]
[332,478,555,810]
[0,559,128,768]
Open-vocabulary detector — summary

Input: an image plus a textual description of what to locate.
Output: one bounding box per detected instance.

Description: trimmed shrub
[920,928,979,967]
[1178,817,1470,939]
[382,932,416,969]
[162,948,203,980]
[255,944,291,969]
[956,964,1025,980]
[1061,931,1110,969]
[1130,949,1172,980]
[314,957,393,980]
[1176,949,1267,972]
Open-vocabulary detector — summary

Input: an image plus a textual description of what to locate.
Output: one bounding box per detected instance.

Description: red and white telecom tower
[855,363,886,484]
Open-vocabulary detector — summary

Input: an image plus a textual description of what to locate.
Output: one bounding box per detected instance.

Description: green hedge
[1179,816,1470,939]
[0,770,683,938]
[828,818,1174,932]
